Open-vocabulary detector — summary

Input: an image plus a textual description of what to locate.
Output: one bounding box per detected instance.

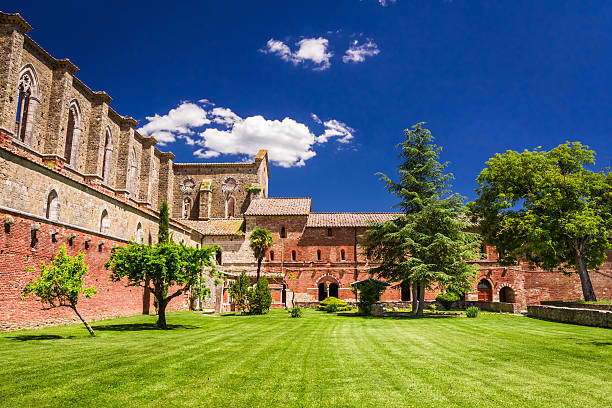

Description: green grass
[1,310,611,408]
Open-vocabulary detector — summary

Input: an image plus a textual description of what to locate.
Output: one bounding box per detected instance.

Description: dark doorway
[400,281,411,301]
[499,286,515,303]
[329,283,339,298]
[318,283,327,301]
[281,284,287,306]
[477,279,492,302]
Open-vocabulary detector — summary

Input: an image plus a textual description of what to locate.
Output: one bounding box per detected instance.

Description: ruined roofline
[0,12,32,33]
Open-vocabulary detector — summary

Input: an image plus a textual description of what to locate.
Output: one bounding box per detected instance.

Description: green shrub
[325,303,339,313]
[317,296,347,311]
[466,306,479,318]
[288,307,303,318]
[428,303,437,312]
[247,277,272,315]
[435,292,460,310]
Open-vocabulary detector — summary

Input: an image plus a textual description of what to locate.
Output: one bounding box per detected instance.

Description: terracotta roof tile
[306,212,401,227]
[245,198,311,216]
[182,219,245,236]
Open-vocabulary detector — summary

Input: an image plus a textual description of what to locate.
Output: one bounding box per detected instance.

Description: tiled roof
[182,219,245,236]
[245,198,311,216]
[306,212,401,227]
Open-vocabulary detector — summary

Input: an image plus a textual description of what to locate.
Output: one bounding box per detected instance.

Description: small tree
[469,142,612,301]
[106,242,219,329]
[247,276,273,315]
[229,272,251,312]
[249,228,273,281]
[22,245,98,336]
[353,279,388,315]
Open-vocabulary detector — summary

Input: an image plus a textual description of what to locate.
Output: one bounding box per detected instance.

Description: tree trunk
[71,305,95,336]
[256,258,262,282]
[417,282,426,316]
[411,282,419,315]
[156,297,168,329]
[575,251,597,302]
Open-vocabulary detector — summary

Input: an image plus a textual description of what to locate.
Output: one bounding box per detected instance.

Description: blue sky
[7,1,612,211]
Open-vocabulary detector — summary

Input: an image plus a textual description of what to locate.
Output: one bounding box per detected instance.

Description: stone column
[43,60,78,157]
[84,92,112,179]
[198,179,212,220]
[0,13,30,133]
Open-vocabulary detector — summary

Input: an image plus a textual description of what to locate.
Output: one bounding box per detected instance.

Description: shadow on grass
[92,323,199,332]
[587,341,612,347]
[7,334,76,341]
[336,312,458,319]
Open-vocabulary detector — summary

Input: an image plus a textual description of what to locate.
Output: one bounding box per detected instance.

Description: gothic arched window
[226,196,235,218]
[45,190,60,221]
[102,128,113,184]
[100,209,110,234]
[64,101,82,166]
[182,197,192,219]
[16,65,40,145]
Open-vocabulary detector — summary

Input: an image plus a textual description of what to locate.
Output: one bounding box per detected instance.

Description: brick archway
[477,277,493,302]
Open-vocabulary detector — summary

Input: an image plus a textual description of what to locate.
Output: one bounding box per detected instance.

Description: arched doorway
[329,283,339,298]
[499,286,515,303]
[400,280,411,301]
[318,283,327,301]
[477,279,492,302]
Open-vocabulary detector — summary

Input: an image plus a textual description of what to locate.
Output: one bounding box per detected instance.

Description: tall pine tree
[362,123,480,315]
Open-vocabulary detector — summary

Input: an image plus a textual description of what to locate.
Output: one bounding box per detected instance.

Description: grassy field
[1,310,611,408]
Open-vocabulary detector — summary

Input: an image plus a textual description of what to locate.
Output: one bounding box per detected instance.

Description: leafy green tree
[354,279,388,315]
[249,227,274,281]
[469,142,612,301]
[106,242,219,329]
[247,276,273,315]
[22,245,98,336]
[229,272,251,312]
[362,123,480,315]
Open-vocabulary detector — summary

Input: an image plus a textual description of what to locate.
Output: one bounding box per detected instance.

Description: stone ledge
[528,305,612,328]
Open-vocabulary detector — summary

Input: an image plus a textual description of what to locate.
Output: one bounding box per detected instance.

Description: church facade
[0,12,610,329]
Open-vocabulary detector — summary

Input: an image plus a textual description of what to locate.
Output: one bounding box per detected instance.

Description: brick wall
[0,211,188,330]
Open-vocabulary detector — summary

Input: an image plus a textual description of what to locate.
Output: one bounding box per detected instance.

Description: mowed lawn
[1,310,611,408]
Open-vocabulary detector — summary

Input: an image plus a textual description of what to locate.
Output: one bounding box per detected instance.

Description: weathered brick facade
[0,11,611,329]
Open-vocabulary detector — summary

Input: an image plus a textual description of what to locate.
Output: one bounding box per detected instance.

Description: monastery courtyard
[1,309,610,408]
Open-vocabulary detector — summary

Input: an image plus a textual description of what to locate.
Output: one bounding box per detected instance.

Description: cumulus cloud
[139,101,355,167]
[343,39,380,63]
[262,37,333,71]
[315,119,355,144]
[137,102,210,144]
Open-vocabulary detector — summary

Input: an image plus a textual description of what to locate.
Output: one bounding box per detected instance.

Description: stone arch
[100,208,110,235]
[64,99,83,167]
[135,222,143,244]
[499,285,516,303]
[16,64,41,145]
[43,187,61,221]
[101,127,113,184]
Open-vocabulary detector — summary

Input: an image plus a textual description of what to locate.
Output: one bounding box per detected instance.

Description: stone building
[0,11,610,329]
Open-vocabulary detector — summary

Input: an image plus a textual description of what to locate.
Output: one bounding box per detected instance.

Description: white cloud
[315,119,355,144]
[137,102,210,144]
[139,101,355,167]
[262,37,333,71]
[198,98,215,106]
[378,0,397,6]
[210,107,242,127]
[343,39,380,63]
